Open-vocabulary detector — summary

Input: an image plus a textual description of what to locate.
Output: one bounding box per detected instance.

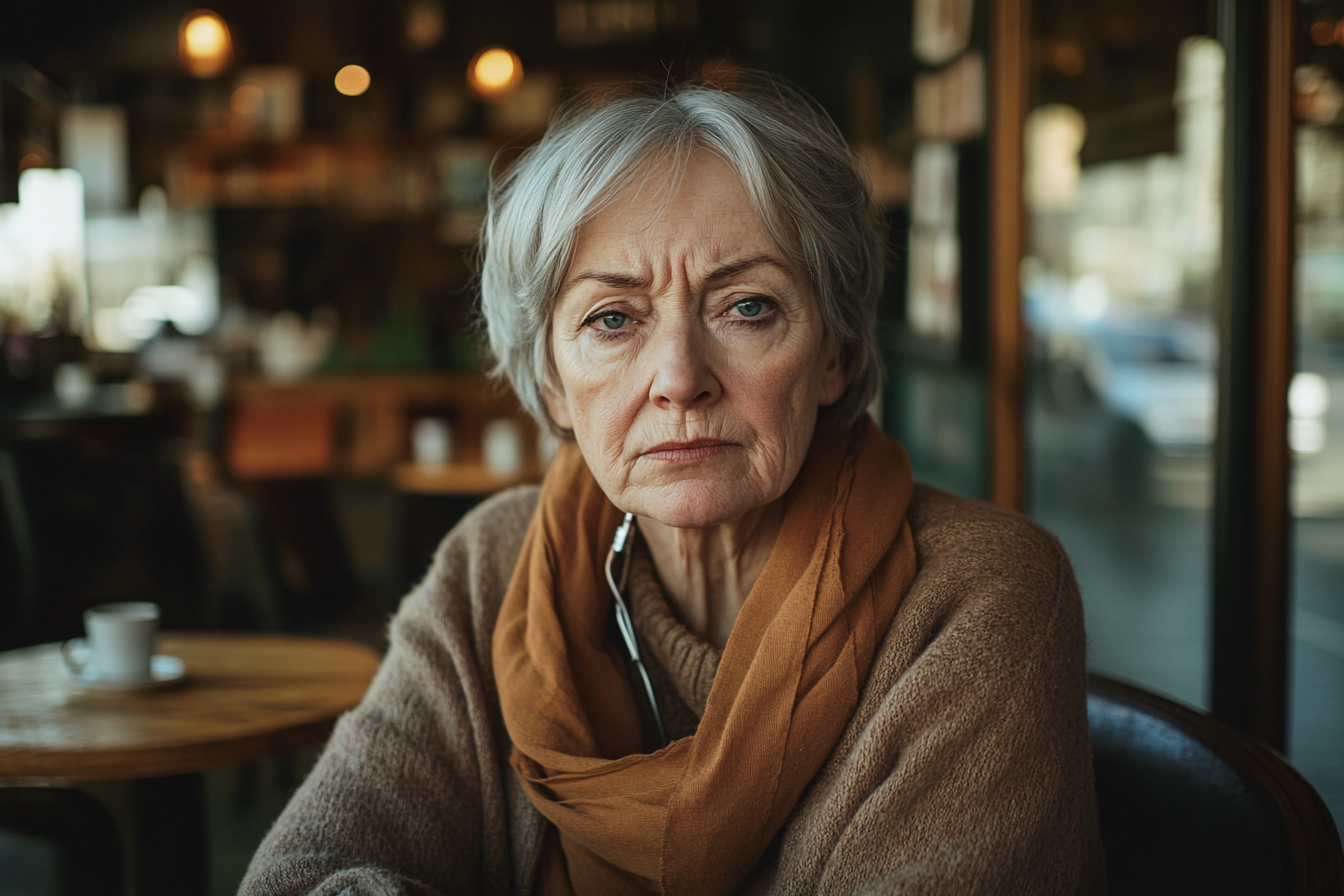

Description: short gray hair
[478,76,885,435]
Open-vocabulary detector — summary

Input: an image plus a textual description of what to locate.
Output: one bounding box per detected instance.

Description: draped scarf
[491,417,917,895]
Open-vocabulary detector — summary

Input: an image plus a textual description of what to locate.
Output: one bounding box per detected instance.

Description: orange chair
[226,402,335,480]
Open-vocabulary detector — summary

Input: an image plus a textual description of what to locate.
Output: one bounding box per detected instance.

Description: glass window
[1290,3,1344,833]
[1025,2,1220,709]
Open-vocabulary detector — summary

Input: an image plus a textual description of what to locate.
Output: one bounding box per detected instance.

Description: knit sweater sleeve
[745,485,1107,896]
[239,486,544,896]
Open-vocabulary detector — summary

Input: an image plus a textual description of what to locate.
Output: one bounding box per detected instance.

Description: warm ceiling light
[468,47,523,101]
[335,64,372,97]
[180,10,232,78]
[185,15,227,56]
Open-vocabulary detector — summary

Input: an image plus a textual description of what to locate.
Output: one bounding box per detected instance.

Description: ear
[542,385,573,430]
[818,340,847,407]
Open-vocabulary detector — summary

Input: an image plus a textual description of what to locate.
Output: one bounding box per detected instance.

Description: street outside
[1028,355,1344,837]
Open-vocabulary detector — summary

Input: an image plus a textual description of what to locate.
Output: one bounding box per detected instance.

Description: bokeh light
[179,10,232,78]
[406,1,446,50]
[1290,372,1331,420]
[335,65,372,97]
[468,47,523,100]
[231,84,265,115]
[185,16,226,55]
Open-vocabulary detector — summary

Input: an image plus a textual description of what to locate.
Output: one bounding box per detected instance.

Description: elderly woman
[243,79,1105,895]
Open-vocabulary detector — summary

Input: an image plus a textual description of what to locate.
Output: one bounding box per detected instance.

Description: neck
[637,500,784,649]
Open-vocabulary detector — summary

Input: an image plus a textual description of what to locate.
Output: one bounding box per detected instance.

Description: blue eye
[734,299,764,318]
[600,311,628,329]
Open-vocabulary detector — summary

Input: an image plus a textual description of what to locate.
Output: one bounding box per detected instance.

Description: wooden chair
[1088,674,1344,896]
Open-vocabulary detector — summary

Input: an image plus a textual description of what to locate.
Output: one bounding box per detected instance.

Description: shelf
[226,372,535,480]
[391,462,541,496]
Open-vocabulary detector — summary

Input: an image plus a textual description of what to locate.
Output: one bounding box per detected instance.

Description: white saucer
[62,653,188,692]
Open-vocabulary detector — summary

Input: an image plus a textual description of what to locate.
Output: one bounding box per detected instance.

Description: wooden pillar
[987,0,1029,511]
[1211,0,1296,749]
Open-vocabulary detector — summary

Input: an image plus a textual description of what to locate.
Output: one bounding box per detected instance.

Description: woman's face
[544,150,846,529]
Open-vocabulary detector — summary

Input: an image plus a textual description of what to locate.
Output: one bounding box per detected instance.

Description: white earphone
[605,513,668,748]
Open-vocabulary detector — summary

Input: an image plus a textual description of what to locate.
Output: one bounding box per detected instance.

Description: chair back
[1088,674,1343,896]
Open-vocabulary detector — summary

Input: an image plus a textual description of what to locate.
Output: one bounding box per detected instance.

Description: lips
[641,439,733,462]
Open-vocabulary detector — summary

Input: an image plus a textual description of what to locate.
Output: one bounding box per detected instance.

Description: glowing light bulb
[468,47,523,100]
[186,17,226,55]
[180,10,232,77]
[475,50,515,89]
[335,65,372,97]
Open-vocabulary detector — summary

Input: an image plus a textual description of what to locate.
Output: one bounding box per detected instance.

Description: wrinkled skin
[545,149,845,531]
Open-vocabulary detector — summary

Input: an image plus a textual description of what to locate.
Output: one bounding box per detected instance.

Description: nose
[647,319,721,412]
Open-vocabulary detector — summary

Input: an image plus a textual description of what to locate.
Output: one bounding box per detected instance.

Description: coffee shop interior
[1,0,1342,892]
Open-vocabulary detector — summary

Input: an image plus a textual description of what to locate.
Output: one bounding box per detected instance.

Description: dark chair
[1,415,205,646]
[0,783,125,896]
[1088,674,1344,896]
[0,448,40,649]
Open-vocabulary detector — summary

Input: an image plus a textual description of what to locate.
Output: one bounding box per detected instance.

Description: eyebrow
[561,253,793,294]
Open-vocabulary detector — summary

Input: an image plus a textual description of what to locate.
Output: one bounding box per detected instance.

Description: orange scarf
[492,417,916,895]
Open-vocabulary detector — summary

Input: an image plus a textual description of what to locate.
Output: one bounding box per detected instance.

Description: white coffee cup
[412,417,453,468]
[64,602,161,682]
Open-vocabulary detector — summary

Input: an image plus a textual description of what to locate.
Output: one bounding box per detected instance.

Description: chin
[634,481,765,530]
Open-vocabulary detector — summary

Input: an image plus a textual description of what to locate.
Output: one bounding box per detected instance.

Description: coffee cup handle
[61,638,91,678]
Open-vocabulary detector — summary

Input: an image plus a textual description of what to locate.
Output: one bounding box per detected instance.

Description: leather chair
[0,783,124,896]
[1088,674,1344,896]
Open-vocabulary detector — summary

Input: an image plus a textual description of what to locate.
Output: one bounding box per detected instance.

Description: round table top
[0,632,382,780]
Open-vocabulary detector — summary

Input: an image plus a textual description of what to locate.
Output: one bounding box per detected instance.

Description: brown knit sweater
[240,484,1107,895]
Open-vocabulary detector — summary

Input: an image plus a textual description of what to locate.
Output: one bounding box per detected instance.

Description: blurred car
[1030,302,1342,513]
[1081,316,1218,458]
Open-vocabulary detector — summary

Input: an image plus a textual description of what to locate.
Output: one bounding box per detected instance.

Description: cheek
[733,355,824,463]
[549,333,612,429]
[553,347,640,453]
[577,397,634,459]
[745,341,832,419]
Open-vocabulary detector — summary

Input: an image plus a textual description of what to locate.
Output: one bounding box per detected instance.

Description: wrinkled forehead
[571,146,803,274]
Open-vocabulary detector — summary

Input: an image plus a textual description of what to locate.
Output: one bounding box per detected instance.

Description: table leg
[132,773,208,896]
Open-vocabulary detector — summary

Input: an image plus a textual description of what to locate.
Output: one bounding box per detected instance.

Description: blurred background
[0,0,1340,891]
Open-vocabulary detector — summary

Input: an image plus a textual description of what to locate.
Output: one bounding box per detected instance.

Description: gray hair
[478,76,885,435]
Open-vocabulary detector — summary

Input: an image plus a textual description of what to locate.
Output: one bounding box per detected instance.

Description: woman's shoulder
[898,481,1082,649]
[906,482,1070,582]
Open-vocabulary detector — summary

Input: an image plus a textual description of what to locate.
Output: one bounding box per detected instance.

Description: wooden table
[0,632,382,895]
